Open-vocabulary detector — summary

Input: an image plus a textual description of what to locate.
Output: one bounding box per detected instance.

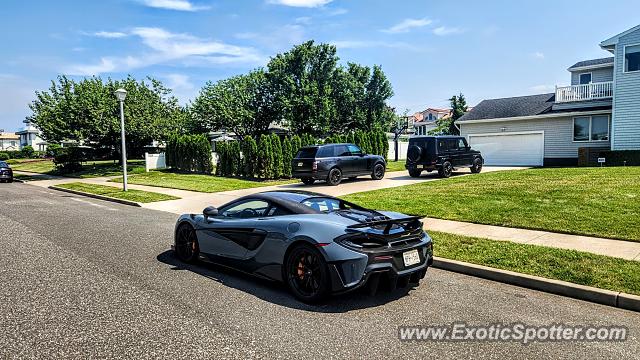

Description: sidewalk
[424,218,640,261]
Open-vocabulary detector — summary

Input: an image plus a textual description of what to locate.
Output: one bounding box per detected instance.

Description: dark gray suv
[292,143,386,186]
[0,161,14,183]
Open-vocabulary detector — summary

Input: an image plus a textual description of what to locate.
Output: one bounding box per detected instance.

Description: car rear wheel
[371,163,385,180]
[438,161,453,178]
[408,168,422,178]
[175,223,199,263]
[470,158,483,174]
[301,177,315,185]
[327,168,342,186]
[285,243,330,303]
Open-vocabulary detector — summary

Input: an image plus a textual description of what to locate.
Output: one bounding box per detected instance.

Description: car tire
[470,158,483,174]
[7,179,13,183]
[407,145,422,162]
[371,163,385,180]
[175,223,200,263]
[284,243,331,303]
[301,177,315,185]
[438,161,453,178]
[327,168,342,186]
[408,168,422,178]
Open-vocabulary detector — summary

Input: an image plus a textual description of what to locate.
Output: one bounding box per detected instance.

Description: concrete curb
[433,257,640,312]
[48,185,142,207]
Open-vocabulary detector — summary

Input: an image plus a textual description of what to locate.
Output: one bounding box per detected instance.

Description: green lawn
[111,170,297,193]
[344,167,640,241]
[10,159,145,178]
[56,182,178,203]
[385,161,406,172]
[432,231,640,296]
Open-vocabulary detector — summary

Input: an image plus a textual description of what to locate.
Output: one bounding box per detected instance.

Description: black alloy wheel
[285,244,330,302]
[470,158,483,174]
[327,168,342,186]
[438,161,453,178]
[371,163,385,180]
[175,224,200,263]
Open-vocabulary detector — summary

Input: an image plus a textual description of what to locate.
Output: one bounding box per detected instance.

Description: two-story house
[16,121,47,151]
[0,132,20,151]
[414,108,451,136]
[457,24,640,166]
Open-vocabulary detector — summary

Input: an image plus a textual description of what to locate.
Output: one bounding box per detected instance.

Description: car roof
[228,190,338,214]
[301,143,355,149]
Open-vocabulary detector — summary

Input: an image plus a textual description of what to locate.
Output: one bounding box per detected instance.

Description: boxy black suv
[292,143,386,186]
[405,136,483,178]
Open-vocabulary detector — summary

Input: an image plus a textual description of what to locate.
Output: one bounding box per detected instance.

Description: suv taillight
[312,161,318,171]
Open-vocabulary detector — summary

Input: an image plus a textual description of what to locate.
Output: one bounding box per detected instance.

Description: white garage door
[468,132,544,166]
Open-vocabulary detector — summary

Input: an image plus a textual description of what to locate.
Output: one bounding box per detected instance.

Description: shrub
[166,133,213,174]
[20,145,35,159]
[271,134,284,179]
[52,146,85,174]
[46,144,62,158]
[0,152,9,161]
[242,135,258,178]
[599,150,640,166]
[282,137,293,178]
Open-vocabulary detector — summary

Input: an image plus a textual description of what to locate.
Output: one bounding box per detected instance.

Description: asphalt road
[1,182,639,359]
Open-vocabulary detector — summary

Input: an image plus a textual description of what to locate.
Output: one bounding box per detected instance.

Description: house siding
[570,67,613,85]
[612,29,640,150]
[459,115,611,159]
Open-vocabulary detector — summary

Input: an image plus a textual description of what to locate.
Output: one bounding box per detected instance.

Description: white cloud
[529,84,555,92]
[327,8,347,16]
[92,31,128,38]
[234,24,306,51]
[533,51,545,59]
[163,73,196,104]
[331,40,421,52]
[432,26,464,36]
[267,0,332,7]
[295,16,312,25]
[140,0,210,11]
[65,27,262,75]
[383,17,432,34]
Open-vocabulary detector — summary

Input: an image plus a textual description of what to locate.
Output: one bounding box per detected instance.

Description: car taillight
[312,161,318,171]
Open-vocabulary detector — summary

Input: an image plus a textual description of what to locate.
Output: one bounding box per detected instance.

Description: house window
[573,115,609,142]
[625,44,640,72]
[579,73,592,84]
[428,113,433,120]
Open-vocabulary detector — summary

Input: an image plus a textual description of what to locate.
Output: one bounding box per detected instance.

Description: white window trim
[623,43,640,73]
[572,115,610,143]
[579,72,593,84]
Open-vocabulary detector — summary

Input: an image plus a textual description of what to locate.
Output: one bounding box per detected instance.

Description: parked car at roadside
[292,143,386,186]
[0,161,13,183]
[405,136,483,178]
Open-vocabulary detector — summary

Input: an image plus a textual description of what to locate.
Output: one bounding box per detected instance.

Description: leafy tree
[257,134,271,178]
[192,69,280,139]
[271,134,284,179]
[365,65,394,130]
[281,136,293,178]
[242,135,258,178]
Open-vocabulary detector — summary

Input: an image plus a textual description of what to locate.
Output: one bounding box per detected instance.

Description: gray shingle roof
[568,57,614,70]
[457,93,555,122]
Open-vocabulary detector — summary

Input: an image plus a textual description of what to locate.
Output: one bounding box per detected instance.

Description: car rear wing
[347,216,422,234]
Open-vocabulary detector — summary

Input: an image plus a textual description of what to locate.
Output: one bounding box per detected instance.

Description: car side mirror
[466,146,471,151]
[203,206,218,217]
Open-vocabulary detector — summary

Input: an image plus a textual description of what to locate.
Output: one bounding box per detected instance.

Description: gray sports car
[173,190,433,302]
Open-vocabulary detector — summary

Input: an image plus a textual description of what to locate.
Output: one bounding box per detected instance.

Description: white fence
[387,140,409,160]
[555,81,613,103]
[144,152,166,172]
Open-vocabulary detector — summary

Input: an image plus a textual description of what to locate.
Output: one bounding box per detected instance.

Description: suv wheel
[470,158,483,174]
[438,161,453,178]
[408,168,422,178]
[371,163,385,180]
[301,177,315,185]
[327,168,342,186]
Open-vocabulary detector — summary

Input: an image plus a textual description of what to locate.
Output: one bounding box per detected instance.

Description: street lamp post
[115,88,128,191]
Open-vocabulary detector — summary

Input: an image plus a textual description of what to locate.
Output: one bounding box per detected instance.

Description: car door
[198,199,270,259]
[347,144,368,174]
[444,139,460,166]
[457,138,474,166]
[334,144,355,174]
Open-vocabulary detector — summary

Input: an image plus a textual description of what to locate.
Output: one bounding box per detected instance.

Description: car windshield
[0,162,8,168]
[301,197,350,212]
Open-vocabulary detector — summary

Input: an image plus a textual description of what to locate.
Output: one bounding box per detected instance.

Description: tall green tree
[429,93,468,135]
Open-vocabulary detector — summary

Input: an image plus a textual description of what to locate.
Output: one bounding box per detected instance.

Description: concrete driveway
[143,166,527,214]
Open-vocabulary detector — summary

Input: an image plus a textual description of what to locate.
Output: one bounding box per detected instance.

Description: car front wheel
[175,223,200,263]
[371,163,385,180]
[470,158,483,174]
[284,243,330,303]
[438,161,453,178]
[327,168,342,186]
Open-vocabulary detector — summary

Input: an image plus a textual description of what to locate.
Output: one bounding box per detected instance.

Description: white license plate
[402,250,421,267]
[298,162,304,167]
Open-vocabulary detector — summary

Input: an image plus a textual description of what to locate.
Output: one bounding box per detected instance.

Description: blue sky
[1,0,638,131]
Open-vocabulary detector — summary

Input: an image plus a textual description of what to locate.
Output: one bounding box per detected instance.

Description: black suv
[292,143,386,186]
[0,161,14,183]
[405,136,483,178]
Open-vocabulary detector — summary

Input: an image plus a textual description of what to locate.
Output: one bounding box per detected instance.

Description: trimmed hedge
[215,130,388,179]
[166,133,213,174]
[52,146,86,173]
[599,150,640,166]
[0,153,8,161]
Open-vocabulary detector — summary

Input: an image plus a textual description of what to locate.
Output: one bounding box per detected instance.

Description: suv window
[0,161,8,168]
[316,146,334,157]
[295,147,318,159]
[457,138,467,150]
[335,144,351,156]
[437,139,448,152]
[347,144,362,156]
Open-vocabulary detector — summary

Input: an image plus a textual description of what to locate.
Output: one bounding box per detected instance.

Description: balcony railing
[555,81,613,103]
